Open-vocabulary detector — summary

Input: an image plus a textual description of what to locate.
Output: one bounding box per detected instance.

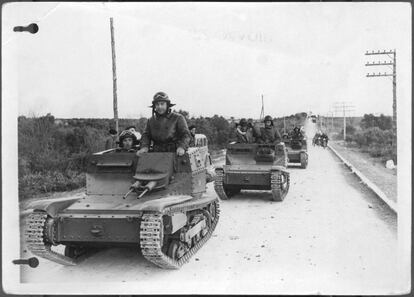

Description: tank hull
[214,143,290,201]
[25,146,220,269]
[283,139,308,168]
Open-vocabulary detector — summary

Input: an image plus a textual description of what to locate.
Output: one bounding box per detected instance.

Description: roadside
[329,140,397,202]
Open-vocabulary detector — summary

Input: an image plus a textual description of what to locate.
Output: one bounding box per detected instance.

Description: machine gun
[123,170,170,199]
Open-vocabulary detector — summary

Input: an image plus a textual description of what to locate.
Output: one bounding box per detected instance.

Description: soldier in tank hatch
[119,130,138,151]
[136,92,191,156]
[258,115,282,144]
[125,125,142,145]
[235,118,250,143]
[291,126,304,140]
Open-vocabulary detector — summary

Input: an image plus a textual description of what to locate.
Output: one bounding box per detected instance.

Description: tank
[24,146,220,269]
[214,142,290,201]
[283,137,308,169]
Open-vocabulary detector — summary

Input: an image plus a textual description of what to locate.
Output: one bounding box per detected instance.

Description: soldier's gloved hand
[176,147,185,156]
[136,147,149,156]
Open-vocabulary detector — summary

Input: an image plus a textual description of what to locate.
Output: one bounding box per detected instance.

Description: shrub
[360,113,392,130]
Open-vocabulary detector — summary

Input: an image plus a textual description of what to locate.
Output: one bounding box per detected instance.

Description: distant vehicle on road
[283,136,308,169]
[214,142,290,201]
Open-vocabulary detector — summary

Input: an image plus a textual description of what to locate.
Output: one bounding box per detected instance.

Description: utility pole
[283,116,286,134]
[333,102,355,141]
[260,94,265,120]
[365,49,397,142]
[110,17,119,134]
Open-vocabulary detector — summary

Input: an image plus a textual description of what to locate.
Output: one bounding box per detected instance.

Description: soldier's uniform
[259,127,282,143]
[291,127,303,140]
[236,129,249,143]
[258,115,282,144]
[235,119,250,143]
[140,93,190,152]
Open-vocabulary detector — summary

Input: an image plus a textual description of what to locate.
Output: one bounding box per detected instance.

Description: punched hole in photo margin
[13,23,39,34]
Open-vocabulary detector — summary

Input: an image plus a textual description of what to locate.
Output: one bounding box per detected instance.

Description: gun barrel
[137,181,157,199]
[138,189,148,198]
[123,188,134,199]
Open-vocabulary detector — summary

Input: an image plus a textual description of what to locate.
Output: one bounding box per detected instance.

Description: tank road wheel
[64,246,87,259]
[270,171,290,202]
[300,152,308,169]
[140,200,220,269]
[167,240,187,260]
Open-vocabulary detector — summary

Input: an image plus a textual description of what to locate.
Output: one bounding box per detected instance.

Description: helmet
[150,91,176,107]
[119,130,137,147]
[263,115,273,126]
[239,118,248,126]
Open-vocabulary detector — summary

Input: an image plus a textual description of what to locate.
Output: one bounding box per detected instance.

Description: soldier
[125,125,142,145]
[105,128,118,150]
[291,126,304,140]
[321,131,329,146]
[235,118,249,143]
[119,130,137,151]
[313,130,322,146]
[136,92,190,156]
[188,125,196,147]
[258,115,282,144]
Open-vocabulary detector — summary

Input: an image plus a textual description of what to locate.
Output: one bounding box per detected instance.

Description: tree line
[18,111,307,199]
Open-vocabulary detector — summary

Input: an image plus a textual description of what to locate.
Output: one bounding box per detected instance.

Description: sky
[2,2,411,119]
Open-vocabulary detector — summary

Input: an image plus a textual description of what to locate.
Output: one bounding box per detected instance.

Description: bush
[360,113,392,130]
[343,126,397,164]
[19,170,86,198]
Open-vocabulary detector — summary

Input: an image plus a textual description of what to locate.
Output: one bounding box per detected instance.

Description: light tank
[24,145,220,269]
[214,142,290,201]
[283,136,308,169]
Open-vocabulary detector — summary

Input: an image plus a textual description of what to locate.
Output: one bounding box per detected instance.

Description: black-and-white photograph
[2,2,411,295]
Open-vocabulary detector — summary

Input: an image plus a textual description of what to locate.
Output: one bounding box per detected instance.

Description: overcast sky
[2,2,411,119]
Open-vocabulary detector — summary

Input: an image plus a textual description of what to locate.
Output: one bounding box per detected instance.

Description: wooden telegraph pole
[365,49,397,144]
[110,17,119,134]
[333,102,355,141]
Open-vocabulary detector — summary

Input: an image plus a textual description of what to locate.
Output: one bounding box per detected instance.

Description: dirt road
[20,121,399,294]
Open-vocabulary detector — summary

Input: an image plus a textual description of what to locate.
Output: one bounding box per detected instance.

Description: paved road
[20,121,399,295]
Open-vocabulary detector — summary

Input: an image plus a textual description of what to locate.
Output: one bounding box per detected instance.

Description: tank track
[270,170,290,201]
[140,199,220,269]
[25,211,77,266]
[213,168,229,200]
